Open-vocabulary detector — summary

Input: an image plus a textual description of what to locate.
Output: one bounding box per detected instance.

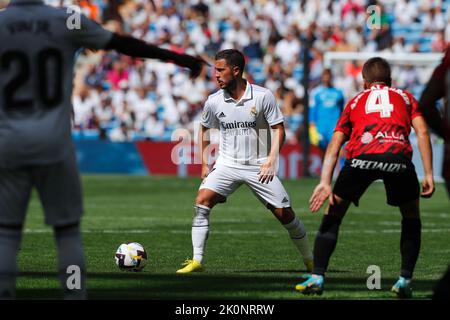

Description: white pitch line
[54,213,450,223]
[27,207,450,218]
[81,216,251,223]
[350,211,450,218]
[22,228,450,235]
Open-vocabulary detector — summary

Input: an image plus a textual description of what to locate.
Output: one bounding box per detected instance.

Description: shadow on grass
[16,271,438,300]
[243,269,350,273]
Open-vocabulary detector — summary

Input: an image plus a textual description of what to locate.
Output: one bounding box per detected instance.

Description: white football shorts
[199,164,291,208]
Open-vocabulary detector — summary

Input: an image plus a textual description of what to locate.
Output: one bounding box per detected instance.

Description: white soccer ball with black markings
[115,242,148,272]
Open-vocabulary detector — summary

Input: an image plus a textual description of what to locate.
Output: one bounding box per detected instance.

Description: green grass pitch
[16,175,449,299]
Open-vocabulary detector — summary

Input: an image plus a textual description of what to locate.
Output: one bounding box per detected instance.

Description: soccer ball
[115,242,148,272]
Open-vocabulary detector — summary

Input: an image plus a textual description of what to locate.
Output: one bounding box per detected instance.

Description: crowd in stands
[43,0,450,143]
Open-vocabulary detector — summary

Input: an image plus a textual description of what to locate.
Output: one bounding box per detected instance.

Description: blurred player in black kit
[0,0,205,299]
[419,47,450,300]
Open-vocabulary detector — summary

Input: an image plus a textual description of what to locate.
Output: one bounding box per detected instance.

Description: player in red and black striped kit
[296,57,435,298]
[419,48,450,300]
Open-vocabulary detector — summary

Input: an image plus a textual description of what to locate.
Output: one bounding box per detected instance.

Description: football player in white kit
[0,0,205,299]
[177,49,313,273]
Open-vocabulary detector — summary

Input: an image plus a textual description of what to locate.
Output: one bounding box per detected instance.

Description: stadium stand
[42,0,450,143]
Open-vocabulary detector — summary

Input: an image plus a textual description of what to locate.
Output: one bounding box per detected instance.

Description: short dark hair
[323,68,332,77]
[215,49,245,74]
[362,57,392,86]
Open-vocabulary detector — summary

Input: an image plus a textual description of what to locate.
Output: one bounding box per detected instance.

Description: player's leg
[190,189,225,265]
[269,205,313,271]
[0,167,32,299]
[52,222,85,299]
[389,199,421,298]
[312,163,374,279]
[0,225,23,299]
[384,168,421,298]
[432,180,450,299]
[294,196,351,295]
[311,196,351,275]
[243,171,313,270]
[177,165,241,273]
[296,164,375,294]
[33,151,86,299]
[399,199,421,278]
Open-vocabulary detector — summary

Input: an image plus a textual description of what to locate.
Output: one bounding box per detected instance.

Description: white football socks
[283,216,313,264]
[192,205,211,264]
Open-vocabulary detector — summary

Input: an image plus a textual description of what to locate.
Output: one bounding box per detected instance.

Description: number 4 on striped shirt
[365,89,394,118]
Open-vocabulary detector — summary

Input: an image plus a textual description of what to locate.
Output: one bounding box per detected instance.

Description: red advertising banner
[136,141,324,178]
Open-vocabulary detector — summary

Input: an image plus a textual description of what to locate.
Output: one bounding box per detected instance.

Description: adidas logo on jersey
[282,197,289,203]
[219,112,226,118]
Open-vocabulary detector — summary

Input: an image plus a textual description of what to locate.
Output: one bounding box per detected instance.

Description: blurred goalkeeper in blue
[309,69,345,152]
[0,0,205,299]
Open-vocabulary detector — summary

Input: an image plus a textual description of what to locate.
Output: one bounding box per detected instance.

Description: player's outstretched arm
[104,34,207,78]
[309,131,347,212]
[412,116,435,198]
[418,49,449,137]
[418,72,445,138]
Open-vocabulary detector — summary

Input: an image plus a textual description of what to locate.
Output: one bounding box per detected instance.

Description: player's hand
[185,55,209,79]
[201,165,210,179]
[420,174,435,198]
[309,182,334,213]
[258,160,276,184]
